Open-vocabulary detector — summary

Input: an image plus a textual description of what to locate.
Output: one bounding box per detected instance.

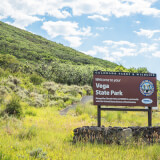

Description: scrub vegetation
[0,21,160,159]
[0,21,150,86]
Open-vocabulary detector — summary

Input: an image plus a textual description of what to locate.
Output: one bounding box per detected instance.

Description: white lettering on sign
[110,90,123,96]
[96,83,109,90]
[95,78,121,82]
[96,90,110,95]
[114,79,121,82]
[95,90,123,96]
[95,82,123,96]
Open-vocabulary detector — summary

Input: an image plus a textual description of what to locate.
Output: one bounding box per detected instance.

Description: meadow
[0,101,160,160]
[0,20,160,160]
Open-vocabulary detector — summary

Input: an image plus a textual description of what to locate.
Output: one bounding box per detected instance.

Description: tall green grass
[0,105,160,159]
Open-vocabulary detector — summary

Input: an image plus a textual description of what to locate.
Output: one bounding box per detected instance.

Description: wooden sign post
[93,71,157,127]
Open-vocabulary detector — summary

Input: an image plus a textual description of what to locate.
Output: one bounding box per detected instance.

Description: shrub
[48,100,57,107]
[83,85,92,95]
[29,92,45,107]
[30,98,45,107]
[30,148,47,159]
[0,86,8,97]
[18,125,37,140]
[16,89,28,99]
[43,82,58,95]
[57,100,65,109]
[8,76,21,86]
[6,81,16,90]
[70,97,80,104]
[65,99,73,106]
[47,86,56,95]
[49,100,65,109]
[68,87,78,96]
[30,74,43,85]
[0,68,10,77]
[25,110,36,116]
[4,96,22,118]
[75,104,83,115]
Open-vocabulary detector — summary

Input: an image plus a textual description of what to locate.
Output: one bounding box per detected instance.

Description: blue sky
[1,0,160,79]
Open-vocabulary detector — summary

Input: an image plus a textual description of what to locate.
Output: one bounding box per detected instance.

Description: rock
[73,126,160,144]
[120,128,132,144]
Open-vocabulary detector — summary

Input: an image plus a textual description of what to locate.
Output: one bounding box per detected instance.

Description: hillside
[0,21,152,87]
[0,21,120,85]
[0,21,117,68]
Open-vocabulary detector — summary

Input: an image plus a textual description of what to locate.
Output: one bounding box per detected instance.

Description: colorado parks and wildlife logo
[140,80,154,96]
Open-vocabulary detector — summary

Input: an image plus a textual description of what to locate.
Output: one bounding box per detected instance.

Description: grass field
[0,103,160,160]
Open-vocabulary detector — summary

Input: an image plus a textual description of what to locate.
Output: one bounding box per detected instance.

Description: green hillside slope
[0,21,150,86]
[0,21,117,68]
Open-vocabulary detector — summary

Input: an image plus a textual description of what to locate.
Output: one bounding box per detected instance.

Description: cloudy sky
[1,0,160,79]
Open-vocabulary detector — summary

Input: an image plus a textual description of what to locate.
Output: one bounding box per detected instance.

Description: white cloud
[68,0,160,17]
[64,36,82,48]
[10,15,41,29]
[47,10,71,19]
[135,21,141,24]
[119,47,137,56]
[0,15,7,20]
[42,21,92,47]
[84,50,97,56]
[84,45,117,62]
[152,51,160,58]
[84,45,137,62]
[0,0,71,29]
[140,7,160,16]
[84,45,110,58]
[139,43,158,53]
[94,33,99,37]
[153,37,160,41]
[1,0,160,29]
[88,15,109,21]
[42,21,91,38]
[112,51,124,57]
[96,27,112,31]
[0,1,43,29]
[68,0,100,16]
[84,40,160,62]
[134,29,160,38]
[93,46,109,54]
[104,55,117,62]
[103,40,136,47]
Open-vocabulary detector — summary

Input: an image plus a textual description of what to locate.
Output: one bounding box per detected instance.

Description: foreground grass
[0,105,160,159]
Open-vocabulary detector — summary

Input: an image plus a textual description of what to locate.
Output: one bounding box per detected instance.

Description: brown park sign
[93,71,157,107]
